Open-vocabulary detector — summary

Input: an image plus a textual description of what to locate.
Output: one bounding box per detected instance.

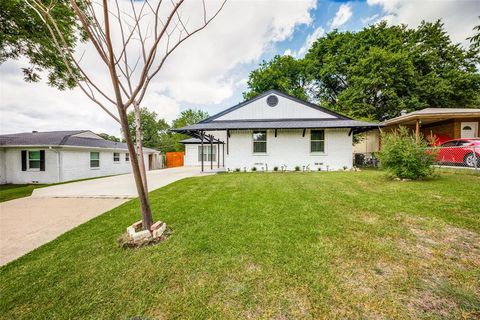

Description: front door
[461,122,478,138]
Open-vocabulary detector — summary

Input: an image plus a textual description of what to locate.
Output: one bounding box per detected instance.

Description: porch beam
[302,128,306,137]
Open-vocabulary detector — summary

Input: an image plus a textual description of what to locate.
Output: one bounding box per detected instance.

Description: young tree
[25,0,227,231]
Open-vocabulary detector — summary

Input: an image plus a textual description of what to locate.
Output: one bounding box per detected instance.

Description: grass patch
[0,170,479,319]
[0,184,47,202]
[0,175,119,203]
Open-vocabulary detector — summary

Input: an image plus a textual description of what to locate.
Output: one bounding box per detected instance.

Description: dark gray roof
[180,137,223,144]
[0,130,158,152]
[173,119,381,132]
[172,90,381,134]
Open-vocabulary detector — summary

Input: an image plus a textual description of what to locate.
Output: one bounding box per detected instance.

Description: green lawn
[0,175,118,203]
[0,183,47,202]
[0,170,479,319]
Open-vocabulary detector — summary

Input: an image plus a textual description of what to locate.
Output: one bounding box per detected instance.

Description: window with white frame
[198,145,216,162]
[113,152,120,163]
[310,130,325,153]
[125,153,130,162]
[90,152,100,168]
[253,130,267,153]
[28,150,41,170]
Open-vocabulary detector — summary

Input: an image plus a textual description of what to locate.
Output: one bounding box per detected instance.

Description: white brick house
[0,130,161,184]
[175,90,380,171]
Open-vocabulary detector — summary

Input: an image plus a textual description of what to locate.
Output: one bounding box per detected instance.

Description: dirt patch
[398,215,480,318]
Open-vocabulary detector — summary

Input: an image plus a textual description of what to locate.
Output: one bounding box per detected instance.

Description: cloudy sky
[1,0,478,137]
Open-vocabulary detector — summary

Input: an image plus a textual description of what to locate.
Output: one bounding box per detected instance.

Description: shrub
[251,166,257,172]
[235,168,240,172]
[273,166,279,171]
[378,126,436,180]
[294,166,300,171]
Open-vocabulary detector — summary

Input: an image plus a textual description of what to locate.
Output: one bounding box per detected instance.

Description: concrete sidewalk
[1,167,207,265]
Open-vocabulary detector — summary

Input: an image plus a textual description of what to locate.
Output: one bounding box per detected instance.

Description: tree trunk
[134,102,148,191]
[118,106,153,231]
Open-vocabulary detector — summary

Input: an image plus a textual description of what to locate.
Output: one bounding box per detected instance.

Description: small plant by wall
[273,166,279,171]
[251,166,257,172]
[295,166,300,171]
[235,168,241,172]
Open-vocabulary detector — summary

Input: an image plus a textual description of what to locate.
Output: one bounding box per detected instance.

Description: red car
[436,138,480,167]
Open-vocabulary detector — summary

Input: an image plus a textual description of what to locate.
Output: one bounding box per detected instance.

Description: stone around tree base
[118,220,171,248]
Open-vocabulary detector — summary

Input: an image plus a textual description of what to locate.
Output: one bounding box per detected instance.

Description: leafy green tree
[0,0,81,89]
[127,108,163,149]
[244,20,480,121]
[243,55,308,100]
[468,18,480,50]
[127,107,209,153]
[171,109,209,151]
[97,133,120,142]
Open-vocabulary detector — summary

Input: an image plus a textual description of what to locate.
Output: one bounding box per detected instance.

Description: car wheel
[464,153,479,167]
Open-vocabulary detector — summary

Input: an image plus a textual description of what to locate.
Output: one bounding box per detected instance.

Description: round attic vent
[266,95,278,107]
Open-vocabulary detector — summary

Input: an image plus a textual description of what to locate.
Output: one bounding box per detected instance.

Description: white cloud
[0,0,317,135]
[361,14,380,25]
[298,26,325,57]
[367,0,479,45]
[329,4,353,29]
[284,25,325,58]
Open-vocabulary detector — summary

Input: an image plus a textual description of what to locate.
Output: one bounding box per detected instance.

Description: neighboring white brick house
[0,130,161,184]
[176,90,380,171]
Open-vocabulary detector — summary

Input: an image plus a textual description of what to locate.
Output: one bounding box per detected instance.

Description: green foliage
[96,133,120,142]
[273,166,279,171]
[468,18,480,50]
[244,20,480,121]
[127,107,208,153]
[243,55,309,100]
[378,127,436,180]
[251,166,257,172]
[0,0,82,89]
[295,166,301,171]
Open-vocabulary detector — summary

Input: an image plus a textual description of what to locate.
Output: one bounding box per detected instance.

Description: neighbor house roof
[383,108,480,126]
[172,90,381,135]
[0,130,158,152]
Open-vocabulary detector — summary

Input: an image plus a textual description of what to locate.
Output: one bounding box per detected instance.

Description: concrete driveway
[0,167,205,265]
[31,166,204,198]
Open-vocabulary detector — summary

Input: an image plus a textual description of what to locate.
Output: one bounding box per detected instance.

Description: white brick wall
[3,148,60,184]
[223,129,352,171]
[1,147,153,184]
[60,149,134,181]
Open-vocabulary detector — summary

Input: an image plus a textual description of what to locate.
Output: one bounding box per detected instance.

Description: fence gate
[166,152,184,168]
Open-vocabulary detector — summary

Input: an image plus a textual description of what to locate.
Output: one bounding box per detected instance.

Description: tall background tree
[244,20,480,121]
[127,108,209,154]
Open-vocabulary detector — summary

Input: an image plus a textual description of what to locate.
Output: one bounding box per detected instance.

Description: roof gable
[203,90,350,123]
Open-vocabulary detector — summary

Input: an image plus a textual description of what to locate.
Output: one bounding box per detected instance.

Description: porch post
[201,131,204,172]
[210,136,213,170]
[222,143,225,168]
[217,139,220,168]
[415,119,420,141]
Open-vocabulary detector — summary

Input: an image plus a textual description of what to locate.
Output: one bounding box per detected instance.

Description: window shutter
[21,150,27,171]
[40,150,45,171]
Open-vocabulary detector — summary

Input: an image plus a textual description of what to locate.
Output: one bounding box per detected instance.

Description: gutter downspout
[49,147,62,183]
